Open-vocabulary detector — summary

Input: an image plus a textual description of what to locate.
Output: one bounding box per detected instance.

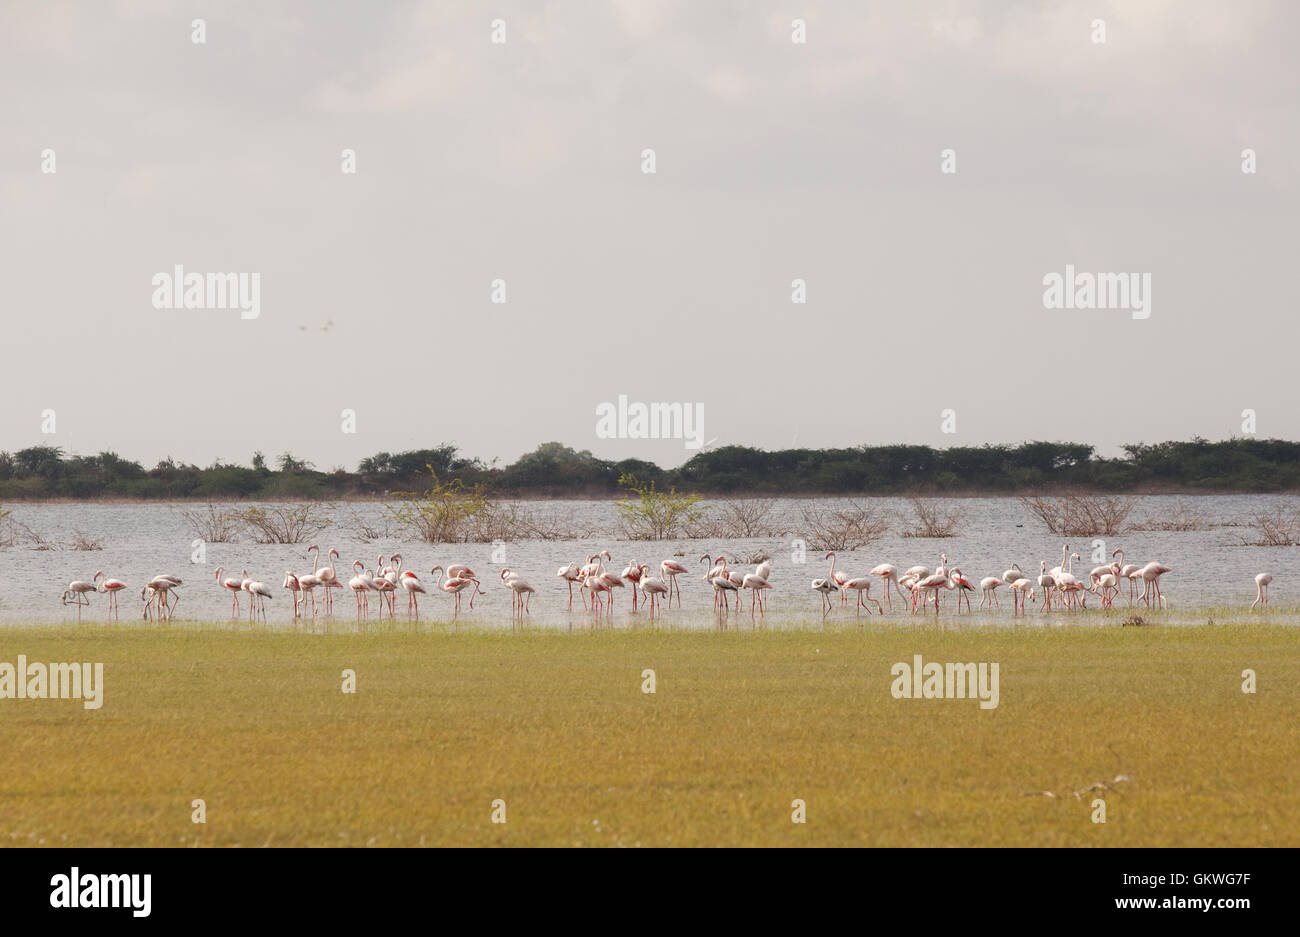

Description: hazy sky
[3,1,1297,471]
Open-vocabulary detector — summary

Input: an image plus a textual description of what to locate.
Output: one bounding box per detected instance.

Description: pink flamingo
[913,572,947,613]
[501,569,536,614]
[62,578,96,621]
[309,545,339,612]
[214,566,243,616]
[557,562,585,610]
[432,566,481,614]
[947,569,975,612]
[825,551,850,604]
[741,571,773,613]
[869,563,907,609]
[978,577,1004,609]
[283,571,301,617]
[1008,578,1035,615]
[622,561,644,610]
[660,559,688,605]
[1139,562,1172,608]
[94,571,127,619]
[638,564,670,615]
[348,561,375,616]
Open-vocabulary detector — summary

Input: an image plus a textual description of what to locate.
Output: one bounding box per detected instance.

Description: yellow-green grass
[1,621,1296,847]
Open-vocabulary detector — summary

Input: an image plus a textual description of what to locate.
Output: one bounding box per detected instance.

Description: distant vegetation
[2,438,1300,501]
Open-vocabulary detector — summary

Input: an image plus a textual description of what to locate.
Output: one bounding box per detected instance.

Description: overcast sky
[3,1,1296,471]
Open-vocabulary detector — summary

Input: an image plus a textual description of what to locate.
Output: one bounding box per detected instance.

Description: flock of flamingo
[57,541,1277,623]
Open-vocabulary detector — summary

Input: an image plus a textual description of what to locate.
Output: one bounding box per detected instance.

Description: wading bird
[94,571,127,620]
[637,564,669,615]
[61,578,97,620]
[214,566,243,616]
[979,577,1004,609]
[557,562,584,610]
[811,577,839,615]
[660,559,688,605]
[500,568,536,614]
[1251,572,1273,610]
[432,565,481,614]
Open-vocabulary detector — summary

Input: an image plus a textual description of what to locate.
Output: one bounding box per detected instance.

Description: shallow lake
[1,496,1295,628]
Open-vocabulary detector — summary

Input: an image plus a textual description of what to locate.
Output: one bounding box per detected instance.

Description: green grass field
[1,619,1296,846]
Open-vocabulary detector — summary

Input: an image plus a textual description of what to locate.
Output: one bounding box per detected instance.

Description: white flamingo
[1251,572,1273,610]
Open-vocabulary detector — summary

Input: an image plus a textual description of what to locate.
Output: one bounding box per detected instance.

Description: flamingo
[979,576,1004,609]
[825,552,850,604]
[309,545,340,612]
[400,568,427,616]
[839,575,881,613]
[811,577,839,614]
[1002,563,1026,585]
[709,567,740,613]
[431,566,481,613]
[1008,578,1036,615]
[501,569,536,614]
[348,562,375,616]
[241,571,271,621]
[1037,561,1056,611]
[914,572,947,613]
[701,554,727,610]
[296,568,322,616]
[1139,562,1172,608]
[704,555,744,612]
[61,578,96,620]
[638,564,669,615]
[947,568,975,612]
[283,571,301,617]
[446,563,476,581]
[371,574,396,620]
[142,575,181,620]
[1111,549,1144,604]
[94,571,127,620]
[580,552,613,609]
[741,571,773,613]
[557,562,584,610]
[1091,572,1120,608]
[214,566,243,616]
[660,559,688,605]
[869,563,907,609]
[622,561,644,609]
[1251,572,1273,610]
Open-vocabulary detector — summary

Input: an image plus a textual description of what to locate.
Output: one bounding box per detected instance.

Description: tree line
[1,437,1298,500]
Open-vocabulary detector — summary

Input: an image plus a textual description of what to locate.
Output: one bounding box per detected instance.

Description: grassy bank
[1,622,1296,847]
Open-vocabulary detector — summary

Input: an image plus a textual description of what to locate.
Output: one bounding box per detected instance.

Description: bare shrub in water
[69,529,104,551]
[899,497,964,538]
[1021,495,1136,537]
[467,502,595,542]
[13,519,56,550]
[685,498,789,539]
[342,507,397,543]
[800,500,891,552]
[237,503,333,544]
[1131,498,1217,532]
[1233,501,1300,546]
[182,503,241,543]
